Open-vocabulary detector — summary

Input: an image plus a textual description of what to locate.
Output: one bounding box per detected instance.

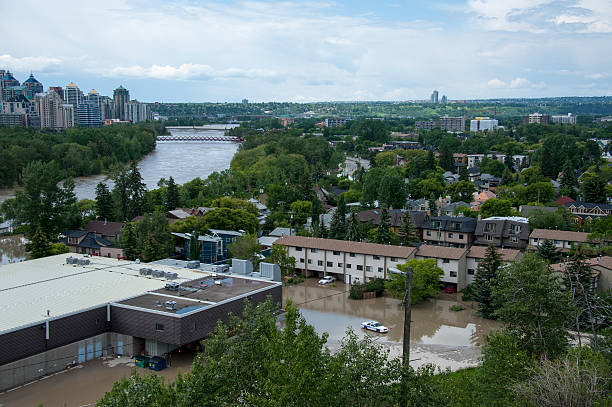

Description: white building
[470,117,498,132]
[466,246,522,285]
[35,90,74,129]
[529,229,589,251]
[415,245,468,290]
[277,236,416,285]
[551,113,577,124]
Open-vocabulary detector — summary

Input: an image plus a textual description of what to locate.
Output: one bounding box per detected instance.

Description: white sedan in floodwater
[360,321,389,333]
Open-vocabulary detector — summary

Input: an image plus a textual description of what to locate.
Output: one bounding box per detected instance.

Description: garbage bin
[135,355,150,368]
[148,356,167,371]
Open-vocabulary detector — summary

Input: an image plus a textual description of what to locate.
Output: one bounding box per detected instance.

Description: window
[467,269,475,275]
[448,233,453,238]
[459,234,464,239]
[155,323,165,331]
[443,259,450,263]
[338,262,343,267]
[300,258,304,263]
[295,247,302,252]
[307,259,312,264]
[357,265,363,271]
[373,255,381,260]
[333,251,340,255]
[327,261,333,267]
[486,234,493,241]
[426,231,431,236]
[346,263,352,269]
[509,236,518,243]
[450,271,457,277]
[378,267,384,273]
[485,223,496,232]
[533,238,539,243]
[366,266,372,272]
[349,253,356,257]
[391,257,398,262]
[317,260,323,266]
[554,240,560,244]
[311,248,318,253]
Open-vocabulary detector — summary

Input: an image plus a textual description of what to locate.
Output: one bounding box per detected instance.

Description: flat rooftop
[0,254,208,333]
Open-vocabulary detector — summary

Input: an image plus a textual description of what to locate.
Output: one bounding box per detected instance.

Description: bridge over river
[159,125,242,142]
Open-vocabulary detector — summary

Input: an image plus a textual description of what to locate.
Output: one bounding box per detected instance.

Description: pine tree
[142,233,156,263]
[30,225,52,259]
[562,259,598,335]
[328,207,346,240]
[375,206,392,244]
[398,211,419,246]
[504,153,514,171]
[189,231,201,261]
[345,209,362,241]
[459,165,469,182]
[559,161,575,198]
[126,162,147,220]
[428,193,438,216]
[337,194,347,221]
[165,176,180,211]
[95,182,114,221]
[537,239,562,263]
[500,167,513,186]
[426,150,436,170]
[121,223,138,260]
[472,244,502,319]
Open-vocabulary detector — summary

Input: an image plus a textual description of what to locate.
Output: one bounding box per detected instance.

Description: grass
[450,304,466,312]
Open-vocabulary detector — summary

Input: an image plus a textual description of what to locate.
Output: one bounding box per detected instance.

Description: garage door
[117,340,123,355]
[86,343,94,361]
[94,341,102,358]
[78,345,86,363]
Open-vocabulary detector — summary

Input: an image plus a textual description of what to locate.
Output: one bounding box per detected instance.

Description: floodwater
[0,236,26,265]
[0,126,240,202]
[283,279,500,370]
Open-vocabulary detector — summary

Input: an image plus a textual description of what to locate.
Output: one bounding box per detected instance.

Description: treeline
[0,122,165,188]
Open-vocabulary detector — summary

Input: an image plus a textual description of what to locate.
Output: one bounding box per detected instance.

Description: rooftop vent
[165,271,178,280]
[151,269,165,278]
[139,268,152,276]
[165,300,177,311]
[165,282,179,291]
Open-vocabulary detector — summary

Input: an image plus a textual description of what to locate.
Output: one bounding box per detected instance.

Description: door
[78,345,86,363]
[86,343,94,360]
[117,340,124,355]
[345,274,350,284]
[94,341,103,358]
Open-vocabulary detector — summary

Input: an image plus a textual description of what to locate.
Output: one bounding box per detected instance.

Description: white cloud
[0,54,61,71]
[487,79,506,88]
[586,73,605,79]
[104,63,277,81]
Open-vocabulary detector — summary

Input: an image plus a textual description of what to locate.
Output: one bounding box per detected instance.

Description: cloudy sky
[2,0,611,102]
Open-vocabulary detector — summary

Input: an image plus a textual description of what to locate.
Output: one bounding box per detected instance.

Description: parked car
[318,276,335,285]
[360,321,389,333]
[444,286,456,294]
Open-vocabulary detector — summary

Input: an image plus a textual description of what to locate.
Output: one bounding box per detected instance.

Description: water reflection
[283,279,498,348]
[0,235,27,265]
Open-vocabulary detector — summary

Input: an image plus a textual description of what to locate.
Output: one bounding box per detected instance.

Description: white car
[318,276,335,285]
[361,321,389,333]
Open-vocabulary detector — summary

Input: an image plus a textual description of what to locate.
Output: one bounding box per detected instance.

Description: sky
[1,0,611,102]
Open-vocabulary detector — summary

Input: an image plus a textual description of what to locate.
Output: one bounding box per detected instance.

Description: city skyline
[1,0,611,102]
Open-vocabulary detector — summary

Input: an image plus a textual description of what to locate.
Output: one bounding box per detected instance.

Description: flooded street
[283,279,500,370]
[0,236,26,266]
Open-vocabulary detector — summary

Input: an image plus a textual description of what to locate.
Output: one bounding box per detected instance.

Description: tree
[385,259,443,304]
[290,200,312,229]
[121,222,138,261]
[500,167,513,186]
[165,176,180,211]
[268,244,296,279]
[458,165,469,182]
[328,207,346,240]
[581,173,607,203]
[472,245,502,319]
[479,198,512,219]
[229,233,261,265]
[374,206,392,244]
[398,211,419,246]
[540,133,578,178]
[201,208,259,234]
[374,151,397,167]
[133,212,172,262]
[13,160,79,238]
[95,182,114,221]
[559,161,575,198]
[494,253,573,358]
[97,370,174,407]
[188,231,201,261]
[446,180,476,203]
[29,225,52,259]
[528,208,573,231]
[345,208,362,242]
[537,239,562,263]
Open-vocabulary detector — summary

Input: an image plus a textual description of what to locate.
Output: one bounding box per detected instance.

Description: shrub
[366,278,385,297]
[349,283,365,300]
[450,304,465,312]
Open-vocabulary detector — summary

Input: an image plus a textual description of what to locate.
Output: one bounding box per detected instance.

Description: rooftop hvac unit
[151,269,165,278]
[165,271,178,280]
[165,300,177,311]
[165,282,179,291]
[139,268,152,276]
[66,257,77,264]
[231,259,253,275]
[76,258,90,266]
[259,262,281,282]
[186,260,200,269]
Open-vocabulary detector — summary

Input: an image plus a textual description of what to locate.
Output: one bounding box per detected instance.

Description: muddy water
[283,279,500,370]
[0,236,26,266]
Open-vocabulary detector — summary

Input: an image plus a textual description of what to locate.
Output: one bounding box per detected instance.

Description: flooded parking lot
[283,278,500,370]
[0,236,26,266]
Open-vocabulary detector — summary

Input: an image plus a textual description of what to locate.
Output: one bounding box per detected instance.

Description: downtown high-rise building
[76,89,103,127]
[125,100,152,123]
[64,82,84,107]
[430,90,439,104]
[35,90,74,129]
[113,85,130,120]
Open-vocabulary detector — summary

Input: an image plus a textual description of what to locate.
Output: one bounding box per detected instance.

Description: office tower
[35,90,74,129]
[76,89,102,127]
[430,90,439,104]
[113,85,130,120]
[49,86,64,100]
[441,95,447,104]
[64,82,84,107]
[100,95,114,121]
[125,100,152,123]
[470,117,498,132]
[551,113,577,124]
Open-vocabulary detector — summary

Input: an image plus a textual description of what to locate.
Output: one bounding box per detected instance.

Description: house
[471,190,496,210]
[564,201,612,222]
[415,245,468,291]
[474,217,530,249]
[466,246,522,285]
[167,209,193,220]
[468,167,481,183]
[0,220,13,235]
[84,220,124,244]
[443,171,459,184]
[477,173,500,192]
[208,229,244,260]
[528,229,590,252]
[418,216,478,248]
[357,209,428,234]
[405,199,429,212]
[172,232,224,264]
[440,201,470,216]
[551,256,612,293]
[277,236,416,284]
[269,227,296,237]
[60,230,113,256]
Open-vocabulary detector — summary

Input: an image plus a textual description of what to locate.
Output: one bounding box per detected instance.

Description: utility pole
[401,266,413,407]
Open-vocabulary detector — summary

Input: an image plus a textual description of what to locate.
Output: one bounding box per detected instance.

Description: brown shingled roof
[416,245,467,260]
[529,229,589,243]
[85,220,124,236]
[467,245,521,261]
[276,236,416,258]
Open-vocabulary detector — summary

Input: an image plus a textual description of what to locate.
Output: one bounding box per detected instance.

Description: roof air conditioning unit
[165,300,177,311]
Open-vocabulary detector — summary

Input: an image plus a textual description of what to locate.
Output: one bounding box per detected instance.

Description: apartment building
[415,245,468,290]
[277,236,416,285]
[466,246,522,285]
[564,201,612,222]
[439,116,465,132]
[529,229,589,252]
[474,217,530,249]
[418,216,478,248]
